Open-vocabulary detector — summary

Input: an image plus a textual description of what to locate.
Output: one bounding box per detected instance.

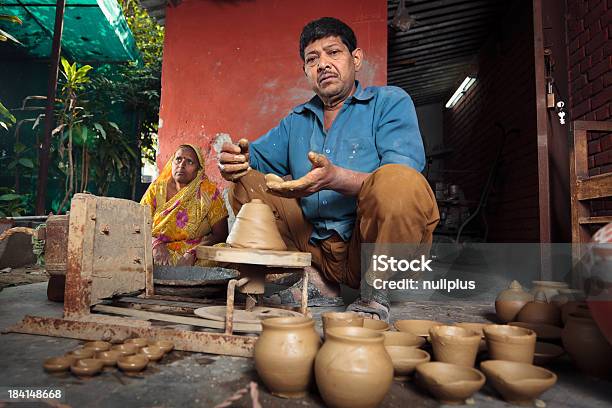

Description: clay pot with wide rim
[254,316,321,398]
[322,312,363,338]
[382,331,426,348]
[483,325,536,364]
[516,291,561,326]
[562,311,612,377]
[415,362,485,405]
[315,326,393,408]
[495,280,533,323]
[429,325,481,367]
[480,360,557,404]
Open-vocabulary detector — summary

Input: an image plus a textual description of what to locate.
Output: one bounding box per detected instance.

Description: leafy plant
[0,13,21,130]
[0,188,31,217]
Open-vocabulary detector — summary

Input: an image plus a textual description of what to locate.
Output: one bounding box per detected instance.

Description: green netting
[1,0,140,62]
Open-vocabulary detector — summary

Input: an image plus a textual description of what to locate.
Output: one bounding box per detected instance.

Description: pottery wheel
[194,305,302,324]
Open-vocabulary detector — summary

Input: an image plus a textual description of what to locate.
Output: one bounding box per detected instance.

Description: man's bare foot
[346,298,390,322]
[265,266,343,306]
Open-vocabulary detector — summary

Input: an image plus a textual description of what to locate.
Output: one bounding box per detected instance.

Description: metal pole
[35,0,66,215]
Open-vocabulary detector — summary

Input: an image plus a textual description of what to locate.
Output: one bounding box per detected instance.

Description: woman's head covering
[156,143,205,184]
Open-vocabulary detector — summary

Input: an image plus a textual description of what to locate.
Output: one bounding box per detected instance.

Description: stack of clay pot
[43,338,174,377]
[227,199,287,250]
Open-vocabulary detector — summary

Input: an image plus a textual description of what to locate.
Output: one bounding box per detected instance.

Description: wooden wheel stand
[4,194,311,357]
[195,246,311,335]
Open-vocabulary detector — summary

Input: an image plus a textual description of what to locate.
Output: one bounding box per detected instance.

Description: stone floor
[1,282,611,407]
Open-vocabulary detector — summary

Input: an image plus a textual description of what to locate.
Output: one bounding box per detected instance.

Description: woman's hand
[152,244,171,266]
[177,252,196,266]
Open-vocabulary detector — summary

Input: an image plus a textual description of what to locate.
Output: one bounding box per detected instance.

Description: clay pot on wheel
[315,326,393,408]
[254,317,320,398]
[562,311,612,377]
[495,281,533,323]
[227,199,287,250]
[516,291,561,327]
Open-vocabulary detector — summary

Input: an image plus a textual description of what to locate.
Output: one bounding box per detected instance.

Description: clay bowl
[395,320,443,337]
[429,325,481,367]
[415,362,485,404]
[382,331,426,348]
[83,341,111,352]
[117,354,149,372]
[480,360,557,404]
[65,348,95,360]
[43,356,74,373]
[508,322,562,341]
[70,358,104,376]
[362,318,390,332]
[322,312,364,337]
[111,343,139,356]
[385,346,430,380]
[125,337,150,348]
[95,350,122,367]
[150,340,174,354]
[533,342,565,366]
[483,325,536,364]
[139,345,165,362]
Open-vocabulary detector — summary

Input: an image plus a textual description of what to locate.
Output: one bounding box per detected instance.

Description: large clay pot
[315,326,393,408]
[562,311,612,377]
[516,291,561,326]
[495,280,533,323]
[227,199,287,250]
[254,317,321,398]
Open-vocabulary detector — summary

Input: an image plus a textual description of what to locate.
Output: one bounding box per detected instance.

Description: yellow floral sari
[140,144,228,265]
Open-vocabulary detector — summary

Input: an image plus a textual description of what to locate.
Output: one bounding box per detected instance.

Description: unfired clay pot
[111,343,139,356]
[254,316,321,398]
[315,326,393,408]
[70,358,104,376]
[362,318,390,332]
[508,322,562,341]
[385,346,430,380]
[483,325,536,364]
[415,362,485,405]
[125,338,149,348]
[322,312,364,338]
[151,340,174,353]
[83,341,111,352]
[480,360,557,404]
[139,345,165,362]
[394,320,443,337]
[531,280,569,302]
[533,342,565,366]
[44,357,73,373]
[227,199,287,250]
[95,350,121,367]
[516,291,561,326]
[495,280,533,323]
[455,322,491,352]
[382,331,426,348]
[117,354,149,372]
[65,348,95,360]
[429,326,481,367]
[562,311,612,377]
[561,301,587,325]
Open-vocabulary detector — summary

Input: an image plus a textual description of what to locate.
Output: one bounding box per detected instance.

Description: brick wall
[566,0,611,218]
[442,1,539,242]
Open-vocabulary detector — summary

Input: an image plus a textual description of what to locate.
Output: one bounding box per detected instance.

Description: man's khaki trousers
[230,164,439,289]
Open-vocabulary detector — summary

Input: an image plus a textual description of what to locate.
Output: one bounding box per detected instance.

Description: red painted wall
[566,0,611,218]
[442,1,539,242]
[157,0,387,187]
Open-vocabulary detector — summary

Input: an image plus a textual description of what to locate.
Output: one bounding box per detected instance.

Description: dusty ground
[0,264,48,292]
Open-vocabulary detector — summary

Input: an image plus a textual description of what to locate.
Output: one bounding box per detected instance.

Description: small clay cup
[44,356,74,373]
[516,291,561,326]
[117,354,149,372]
[321,312,364,337]
[125,337,150,348]
[385,346,430,380]
[111,343,139,356]
[455,322,491,352]
[65,348,95,360]
[150,340,174,353]
[429,325,481,367]
[139,345,165,362]
[70,358,104,376]
[362,318,390,332]
[394,320,443,337]
[415,362,486,404]
[483,325,536,364]
[382,331,426,348]
[95,350,121,367]
[480,360,557,404]
[533,342,564,366]
[83,341,111,352]
[508,322,562,341]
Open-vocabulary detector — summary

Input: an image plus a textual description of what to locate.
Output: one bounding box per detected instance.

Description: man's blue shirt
[249,81,425,242]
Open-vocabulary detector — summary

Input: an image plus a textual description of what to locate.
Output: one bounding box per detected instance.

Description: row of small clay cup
[44,338,174,376]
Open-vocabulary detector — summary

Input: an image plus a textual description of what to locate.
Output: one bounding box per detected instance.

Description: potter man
[218,17,439,321]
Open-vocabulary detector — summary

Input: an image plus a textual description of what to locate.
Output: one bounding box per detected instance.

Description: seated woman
[141,144,228,266]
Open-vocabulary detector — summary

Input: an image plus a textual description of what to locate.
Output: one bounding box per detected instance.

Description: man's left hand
[265,152,337,198]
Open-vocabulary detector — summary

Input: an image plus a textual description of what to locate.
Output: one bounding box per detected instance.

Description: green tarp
[1,0,140,62]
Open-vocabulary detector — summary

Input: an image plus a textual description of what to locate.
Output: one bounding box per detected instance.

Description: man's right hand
[218,138,250,181]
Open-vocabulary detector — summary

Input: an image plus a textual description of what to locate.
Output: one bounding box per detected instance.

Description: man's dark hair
[299,17,357,60]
